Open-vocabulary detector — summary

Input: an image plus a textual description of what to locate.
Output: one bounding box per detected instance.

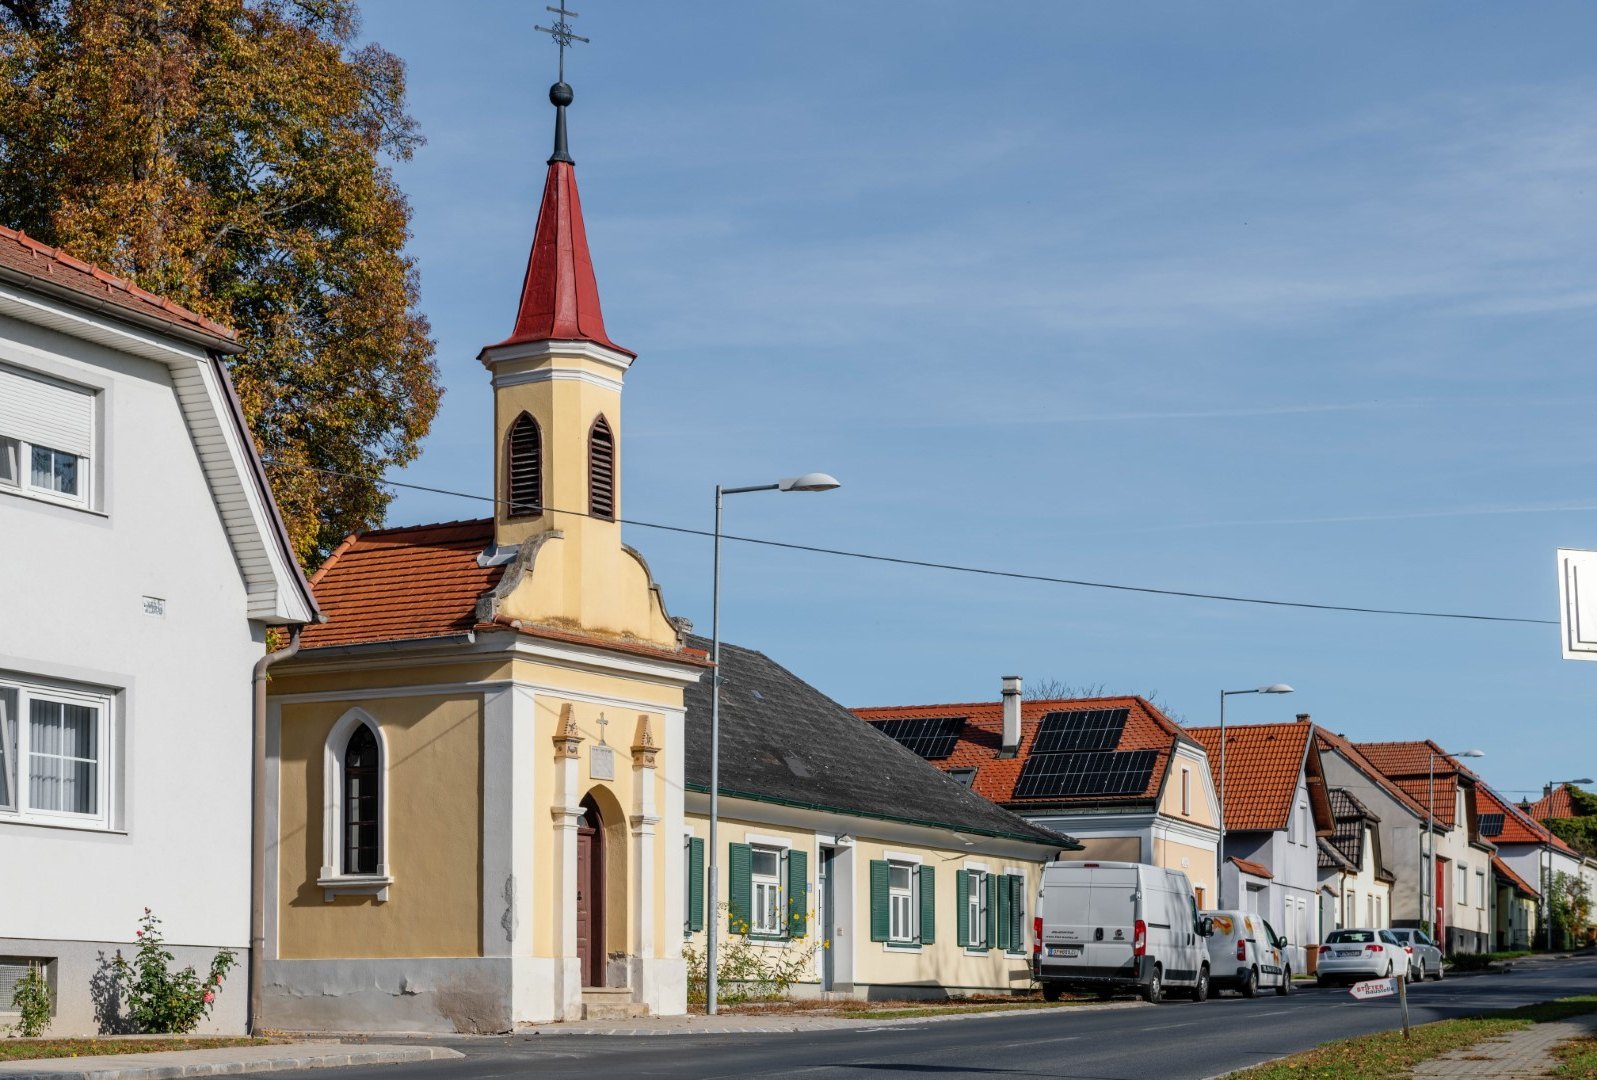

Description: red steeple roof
[492,156,632,358]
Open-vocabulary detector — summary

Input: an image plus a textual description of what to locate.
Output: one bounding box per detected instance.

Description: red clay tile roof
[1353,740,1470,828]
[1527,785,1580,820]
[0,225,238,348]
[301,519,504,648]
[852,695,1185,808]
[1476,784,1554,846]
[1229,856,1273,880]
[1314,728,1430,822]
[1492,855,1540,898]
[1186,721,1317,832]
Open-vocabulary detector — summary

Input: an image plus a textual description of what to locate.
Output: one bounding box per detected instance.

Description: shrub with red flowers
[109,909,237,1034]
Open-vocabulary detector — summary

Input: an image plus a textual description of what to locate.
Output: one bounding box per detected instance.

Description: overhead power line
[264,459,1558,627]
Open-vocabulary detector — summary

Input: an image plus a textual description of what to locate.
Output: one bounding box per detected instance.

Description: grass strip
[1227,995,1597,1080]
[0,1037,270,1062]
[838,1001,1082,1020]
[1553,1035,1597,1078]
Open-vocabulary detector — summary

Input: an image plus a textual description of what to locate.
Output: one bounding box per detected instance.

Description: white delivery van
[1199,910,1291,997]
[1032,860,1211,1003]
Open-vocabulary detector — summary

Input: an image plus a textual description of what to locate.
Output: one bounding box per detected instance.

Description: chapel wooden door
[577,823,595,985]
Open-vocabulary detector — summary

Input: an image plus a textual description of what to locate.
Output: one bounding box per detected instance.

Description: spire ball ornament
[550,81,573,107]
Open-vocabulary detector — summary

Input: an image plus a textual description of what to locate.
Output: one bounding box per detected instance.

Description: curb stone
[0,1043,462,1079]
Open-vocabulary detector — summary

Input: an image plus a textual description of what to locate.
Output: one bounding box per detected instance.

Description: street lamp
[1540,777,1592,952]
[706,472,840,1016]
[1423,748,1483,946]
[1216,684,1293,908]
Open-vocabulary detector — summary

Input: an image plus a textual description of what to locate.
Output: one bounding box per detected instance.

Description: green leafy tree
[1546,785,1597,859]
[0,0,439,566]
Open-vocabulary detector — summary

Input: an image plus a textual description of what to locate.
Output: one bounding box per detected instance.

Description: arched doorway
[577,794,606,987]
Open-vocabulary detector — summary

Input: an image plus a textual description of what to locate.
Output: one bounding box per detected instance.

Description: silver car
[1315,928,1405,987]
[1387,928,1444,981]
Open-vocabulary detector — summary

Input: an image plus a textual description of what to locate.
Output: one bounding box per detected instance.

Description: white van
[1199,910,1291,997]
[1032,860,1211,1003]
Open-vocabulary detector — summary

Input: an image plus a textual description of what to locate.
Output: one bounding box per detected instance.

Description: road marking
[1253,1009,1293,1016]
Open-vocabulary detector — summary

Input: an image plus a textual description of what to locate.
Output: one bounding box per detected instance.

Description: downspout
[249,627,301,1036]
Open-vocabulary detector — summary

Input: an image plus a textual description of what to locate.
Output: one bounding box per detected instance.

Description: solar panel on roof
[1031,708,1130,753]
[1013,748,1158,800]
[1478,812,1504,838]
[873,716,965,760]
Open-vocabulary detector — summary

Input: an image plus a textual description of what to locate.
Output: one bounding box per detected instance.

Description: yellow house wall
[1158,757,1218,828]
[1152,837,1217,905]
[277,693,483,959]
[1073,836,1142,862]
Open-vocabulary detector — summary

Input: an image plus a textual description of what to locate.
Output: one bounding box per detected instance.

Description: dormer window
[588,414,615,519]
[506,412,542,518]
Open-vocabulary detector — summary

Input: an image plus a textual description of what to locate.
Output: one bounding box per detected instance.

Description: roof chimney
[1296,713,1310,724]
[1000,675,1022,758]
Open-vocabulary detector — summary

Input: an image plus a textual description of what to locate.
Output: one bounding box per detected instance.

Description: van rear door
[1084,869,1139,972]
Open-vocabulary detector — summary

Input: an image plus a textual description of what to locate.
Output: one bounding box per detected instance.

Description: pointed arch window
[588,414,615,519]
[343,724,380,875]
[507,412,542,517]
[318,708,391,900]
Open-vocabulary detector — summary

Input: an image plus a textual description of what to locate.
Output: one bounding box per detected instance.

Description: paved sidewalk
[1412,1012,1597,1079]
[516,1000,1147,1036]
[0,1041,462,1080]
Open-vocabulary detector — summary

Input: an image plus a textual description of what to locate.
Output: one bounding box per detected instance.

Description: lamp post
[1539,777,1592,952]
[1216,684,1293,909]
[1424,748,1483,946]
[706,472,839,1016]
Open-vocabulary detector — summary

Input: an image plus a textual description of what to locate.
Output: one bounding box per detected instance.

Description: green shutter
[986,871,998,950]
[996,871,1012,951]
[1008,875,1026,953]
[955,870,970,947]
[787,849,809,938]
[687,837,705,933]
[918,864,936,945]
[728,842,752,935]
[870,860,890,941]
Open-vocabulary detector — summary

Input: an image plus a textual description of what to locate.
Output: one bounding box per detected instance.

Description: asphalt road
[305,956,1597,1080]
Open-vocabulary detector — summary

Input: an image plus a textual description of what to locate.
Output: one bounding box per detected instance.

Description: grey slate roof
[684,637,1075,849]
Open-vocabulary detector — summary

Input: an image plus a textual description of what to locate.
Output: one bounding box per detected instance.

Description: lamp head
[1454,749,1486,759]
[1258,683,1295,694]
[778,472,841,492]
[1565,778,1594,786]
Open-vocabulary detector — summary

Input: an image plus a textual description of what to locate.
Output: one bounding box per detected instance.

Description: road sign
[1558,550,1597,660]
[1348,977,1397,1000]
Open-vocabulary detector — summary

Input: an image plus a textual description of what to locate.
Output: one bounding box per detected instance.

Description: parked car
[1386,928,1444,981]
[1315,928,1406,987]
[1200,910,1292,997]
[1033,860,1210,1004]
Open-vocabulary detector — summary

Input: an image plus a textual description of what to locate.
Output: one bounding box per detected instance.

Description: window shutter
[986,872,999,950]
[1008,876,1026,952]
[588,415,615,518]
[0,365,94,457]
[869,860,890,942]
[688,837,705,932]
[728,843,753,934]
[955,870,970,947]
[995,871,1011,951]
[506,412,542,516]
[787,848,809,938]
[918,864,936,945]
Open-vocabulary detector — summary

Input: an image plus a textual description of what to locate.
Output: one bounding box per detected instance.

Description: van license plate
[1048,946,1080,958]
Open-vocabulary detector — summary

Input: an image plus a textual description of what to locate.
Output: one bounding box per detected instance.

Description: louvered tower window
[506,412,542,517]
[589,415,615,519]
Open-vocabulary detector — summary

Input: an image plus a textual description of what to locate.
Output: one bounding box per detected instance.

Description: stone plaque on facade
[590,744,615,781]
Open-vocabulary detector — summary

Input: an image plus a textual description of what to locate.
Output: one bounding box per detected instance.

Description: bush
[1447,950,1529,971]
[684,904,822,1005]
[10,963,51,1037]
[109,909,237,1034]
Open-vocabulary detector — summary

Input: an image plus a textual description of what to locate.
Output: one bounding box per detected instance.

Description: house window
[966,869,988,948]
[683,835,705,934]
[889,862,917,943]
[1476,870,1486,910]
[1458,863,1469,905]
[0,365,96,509]
[588,415,615,519]
[505,412,542,517]
[0,677,113,827]
[1181,768,1191,816]
[1194,885,1206,909]
[343,724,380,875]
[752,846,784,936]
[949,767,977,788]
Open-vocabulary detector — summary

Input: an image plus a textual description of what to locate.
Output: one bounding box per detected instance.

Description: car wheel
[1191,964,1210,1003]
[1384,960,1393,977]
[1275,965,1292,996]
[1240,967,1259,998]
[1042,983,1064,1002]
[1433,960,1444,982]
[1142,964,1163,1004]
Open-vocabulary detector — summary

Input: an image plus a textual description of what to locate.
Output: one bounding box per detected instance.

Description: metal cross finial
[535,2,589,82]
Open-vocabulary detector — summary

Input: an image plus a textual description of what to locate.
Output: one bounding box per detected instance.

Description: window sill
[318,872,392,903]
[0,811,116,833]
[884,942,922,953]
[0,485,101,516]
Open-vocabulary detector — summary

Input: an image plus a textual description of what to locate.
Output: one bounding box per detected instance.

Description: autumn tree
[0,0,438,565]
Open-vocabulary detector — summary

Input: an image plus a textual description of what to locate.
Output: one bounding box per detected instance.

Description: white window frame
[0,364,96,511]
[1457,862,1468,906]
[966,867,989,950]
[0,675,113,830]
[888,860,918,944]
[750,844,786,937]
[1476,870,1486,911]
[319,707,391,901]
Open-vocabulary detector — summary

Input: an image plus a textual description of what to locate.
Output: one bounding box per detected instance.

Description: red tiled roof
[1476,784,1555,846]
[1527,785,1580,820]
[1353,740,1470,828]
[1492,855,1540,898]
[853,695,1185,807]
[1186,721,1315,832]
[0,225,237,347]
[1229,856,1273,880]
[301,519,504,648]
[1314,729,1430,822]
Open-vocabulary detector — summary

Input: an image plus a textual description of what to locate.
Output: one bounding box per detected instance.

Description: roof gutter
[0,264,242,354]
[249,627,301,1035]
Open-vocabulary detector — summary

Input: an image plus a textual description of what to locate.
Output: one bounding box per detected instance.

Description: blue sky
[353,1,1597,801]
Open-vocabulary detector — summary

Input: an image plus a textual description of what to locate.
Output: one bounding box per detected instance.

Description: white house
[0,227,317,1034]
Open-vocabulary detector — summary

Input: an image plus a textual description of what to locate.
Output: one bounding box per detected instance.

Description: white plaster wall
[1320,751,1425,924]
[0,315,260,955]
